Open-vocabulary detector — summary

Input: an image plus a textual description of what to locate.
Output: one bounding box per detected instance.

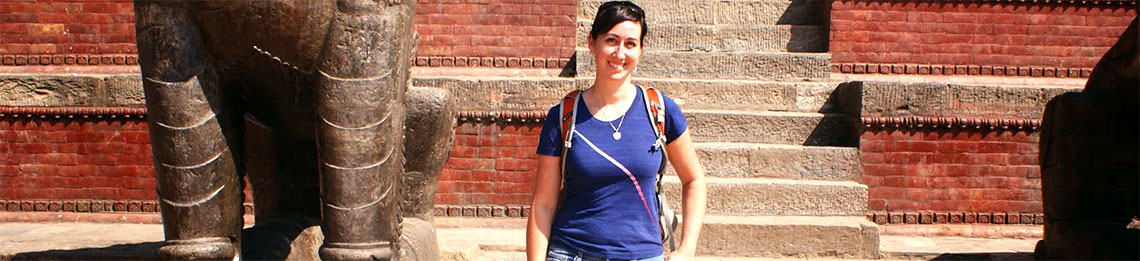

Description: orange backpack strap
[641,85,666,147]
[558,90,583,150]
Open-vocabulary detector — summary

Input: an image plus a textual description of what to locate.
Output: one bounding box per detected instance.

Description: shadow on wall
[1034,17,1139,260]
[781,0,830,53]
[802,81,860,147]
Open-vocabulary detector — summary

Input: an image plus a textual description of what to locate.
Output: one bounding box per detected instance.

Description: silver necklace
[602,108,626,140]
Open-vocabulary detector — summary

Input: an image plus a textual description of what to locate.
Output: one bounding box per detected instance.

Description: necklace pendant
[613,132,622,140]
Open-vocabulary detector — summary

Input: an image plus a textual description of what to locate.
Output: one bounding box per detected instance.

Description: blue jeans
[546,242,665,261]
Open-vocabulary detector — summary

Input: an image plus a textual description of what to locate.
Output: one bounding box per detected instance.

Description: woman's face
[589,20,642,82]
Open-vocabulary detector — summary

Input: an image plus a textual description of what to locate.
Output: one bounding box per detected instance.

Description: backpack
[556,85,681,251]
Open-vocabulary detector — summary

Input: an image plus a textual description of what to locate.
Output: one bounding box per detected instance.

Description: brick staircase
[577,0,879,258]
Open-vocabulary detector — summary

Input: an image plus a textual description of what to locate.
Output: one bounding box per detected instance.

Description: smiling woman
[526,2,708,261]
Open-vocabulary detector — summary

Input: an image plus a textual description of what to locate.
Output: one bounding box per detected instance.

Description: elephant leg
[134,1,243,259]
[315,1,417,260]
[398,87,456,261]
[401,87,456,220]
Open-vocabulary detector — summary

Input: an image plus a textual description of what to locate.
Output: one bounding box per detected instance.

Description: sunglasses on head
[600,1,644,16]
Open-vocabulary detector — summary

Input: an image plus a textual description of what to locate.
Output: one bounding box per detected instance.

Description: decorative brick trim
[862,116,1040,132]
[414,56,570,69]
[433,204,531,218]
[0,107,146,119]
[457,110,547,123]
[0,199,256,214]
[868,211,1044,225]
[0,54,138,66]
[0,107,554,124]
[0,54,570,69]
[833,63,1093,79]
[1,199,158,213]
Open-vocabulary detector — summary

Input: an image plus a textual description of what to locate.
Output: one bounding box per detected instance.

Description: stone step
[575,50,831,81]
[578,0,828,26]
[575,24,828,53]
[666,143,861,181]
[412,77,854,114]
[610,78,847,113]
[683,215,880,258]
[661,176,867,216]
[684,110,857,146]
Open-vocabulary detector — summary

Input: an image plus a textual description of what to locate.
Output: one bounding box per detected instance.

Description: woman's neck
[590,76,634,105]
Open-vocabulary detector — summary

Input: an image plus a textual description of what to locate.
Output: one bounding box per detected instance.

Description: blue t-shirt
[536,87,687,259]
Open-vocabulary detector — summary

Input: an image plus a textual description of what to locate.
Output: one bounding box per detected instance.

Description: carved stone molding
[414,56,570,69]
[0,106,146,119]
[867,211,1044,225]
[457,110,547,123]
[0,55,137,66]
[835,63,1094,78]
[432,204,531,218]
[0,54,570,69]
[862,116,1040,132]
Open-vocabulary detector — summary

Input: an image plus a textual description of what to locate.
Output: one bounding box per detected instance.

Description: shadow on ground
[1,242,160,261]
[887,252,1035,260]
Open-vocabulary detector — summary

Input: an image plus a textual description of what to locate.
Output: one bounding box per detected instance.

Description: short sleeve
[662,94,688,144]
[536,104,564,156]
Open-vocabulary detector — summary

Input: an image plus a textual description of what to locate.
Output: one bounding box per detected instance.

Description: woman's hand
[665,249,695,261]
[664,131,707,261]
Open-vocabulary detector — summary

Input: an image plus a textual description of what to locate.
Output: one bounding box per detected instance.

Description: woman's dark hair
[589,1,647,45]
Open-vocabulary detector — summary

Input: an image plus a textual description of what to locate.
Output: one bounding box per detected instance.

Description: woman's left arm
[664,130,706,260]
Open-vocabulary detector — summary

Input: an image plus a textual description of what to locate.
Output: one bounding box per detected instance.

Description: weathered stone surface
[579,78,844,113]
[662,176,867,216]
[398,217,440,261]
[104,75,146,106]
[685,110,856,146]
[690,215,879,258]
[241,219,323,261]
[669,143,860,181]
[576,50,831,81]
[860,81,1082,119]
[0,75,145,107]
[412,76,574,111]
[1035,18,1139,260]
[860,81,949,117]
[578,0,827,27]
[403,87,456,222]
[576,23,827,53]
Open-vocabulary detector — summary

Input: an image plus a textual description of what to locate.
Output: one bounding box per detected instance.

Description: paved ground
[0,215,1039,260]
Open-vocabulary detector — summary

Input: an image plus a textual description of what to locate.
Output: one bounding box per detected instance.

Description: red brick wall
[414,0,577,59]
[0,0,576,69]
[0,118,154,201]
[0,0,136,56]
[438,120,541,206]
[830,0,1138,77]
[861,129,1042,213]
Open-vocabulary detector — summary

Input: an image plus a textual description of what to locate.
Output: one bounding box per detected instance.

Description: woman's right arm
[526,154,563,261]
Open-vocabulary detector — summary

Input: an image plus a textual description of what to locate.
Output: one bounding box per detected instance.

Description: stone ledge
[857,81,1083,119]
[0,75,144,107]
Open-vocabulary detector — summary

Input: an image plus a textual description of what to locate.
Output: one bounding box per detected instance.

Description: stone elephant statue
[133,0,451,260]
